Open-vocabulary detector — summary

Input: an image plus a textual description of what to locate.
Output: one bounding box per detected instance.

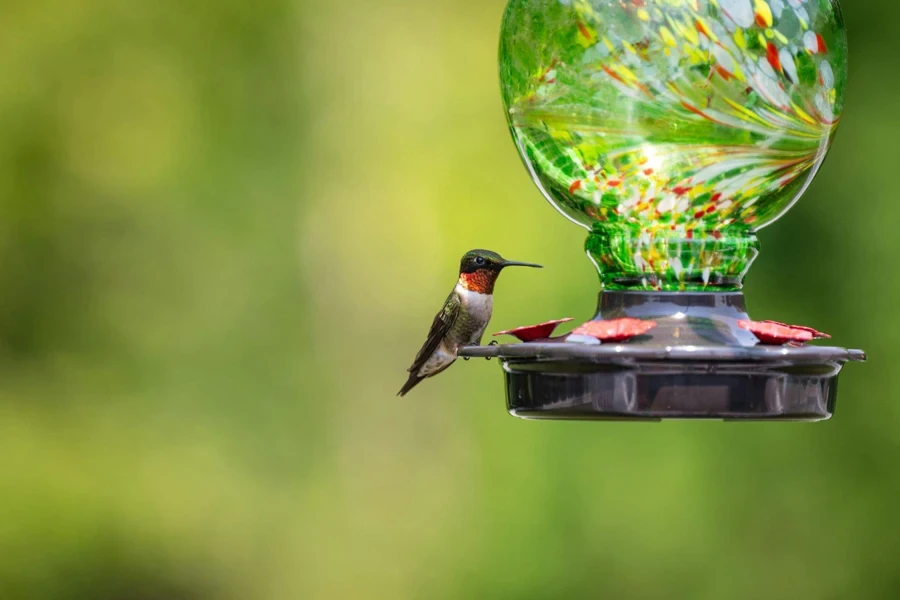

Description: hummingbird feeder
[460,0,865,421]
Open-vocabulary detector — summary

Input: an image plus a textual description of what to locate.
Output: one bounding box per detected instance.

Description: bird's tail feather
[398,372,424,397]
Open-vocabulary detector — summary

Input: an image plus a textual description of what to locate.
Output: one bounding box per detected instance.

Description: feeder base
[505,359,842,422]
[461,291,865,422]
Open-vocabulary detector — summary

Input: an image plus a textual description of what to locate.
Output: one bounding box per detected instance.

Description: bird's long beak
[501,259,543,269]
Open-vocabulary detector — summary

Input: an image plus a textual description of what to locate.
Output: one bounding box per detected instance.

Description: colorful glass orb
[500,0,846,231]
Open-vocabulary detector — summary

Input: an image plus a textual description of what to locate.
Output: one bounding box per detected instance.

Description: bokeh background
[0,0,896,598]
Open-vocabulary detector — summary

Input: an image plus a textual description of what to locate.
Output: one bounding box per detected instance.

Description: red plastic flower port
[738,320,831,345]
[493,318,575,342]
[570,318,657,342]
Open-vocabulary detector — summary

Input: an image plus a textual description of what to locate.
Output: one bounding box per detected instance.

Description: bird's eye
[475,256,486,266]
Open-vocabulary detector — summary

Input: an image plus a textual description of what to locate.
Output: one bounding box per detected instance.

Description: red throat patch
[460,269,498,294]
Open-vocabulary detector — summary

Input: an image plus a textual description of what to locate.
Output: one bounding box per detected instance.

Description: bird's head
[457,249,542,294]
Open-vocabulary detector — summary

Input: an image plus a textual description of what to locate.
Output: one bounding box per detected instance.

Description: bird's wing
[407,291,460,375]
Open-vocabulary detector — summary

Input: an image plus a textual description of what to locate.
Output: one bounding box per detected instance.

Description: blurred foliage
[0,0,897,598]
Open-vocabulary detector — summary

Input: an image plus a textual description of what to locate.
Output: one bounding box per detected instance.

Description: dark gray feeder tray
[460,292,866,422]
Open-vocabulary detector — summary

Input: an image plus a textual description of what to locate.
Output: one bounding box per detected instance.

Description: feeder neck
[586,223,759,292]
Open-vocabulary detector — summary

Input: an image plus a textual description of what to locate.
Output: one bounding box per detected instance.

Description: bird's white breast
[455,284,493,320]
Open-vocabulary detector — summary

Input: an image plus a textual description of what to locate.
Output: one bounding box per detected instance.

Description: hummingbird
[398,249,542,397]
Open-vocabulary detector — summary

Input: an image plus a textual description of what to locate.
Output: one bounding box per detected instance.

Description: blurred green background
[0,0,895,598]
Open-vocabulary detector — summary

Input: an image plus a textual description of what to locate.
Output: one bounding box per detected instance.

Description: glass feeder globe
[500,0,847,291]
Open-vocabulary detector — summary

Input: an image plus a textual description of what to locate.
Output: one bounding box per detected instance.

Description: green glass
[500,0,847,291]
